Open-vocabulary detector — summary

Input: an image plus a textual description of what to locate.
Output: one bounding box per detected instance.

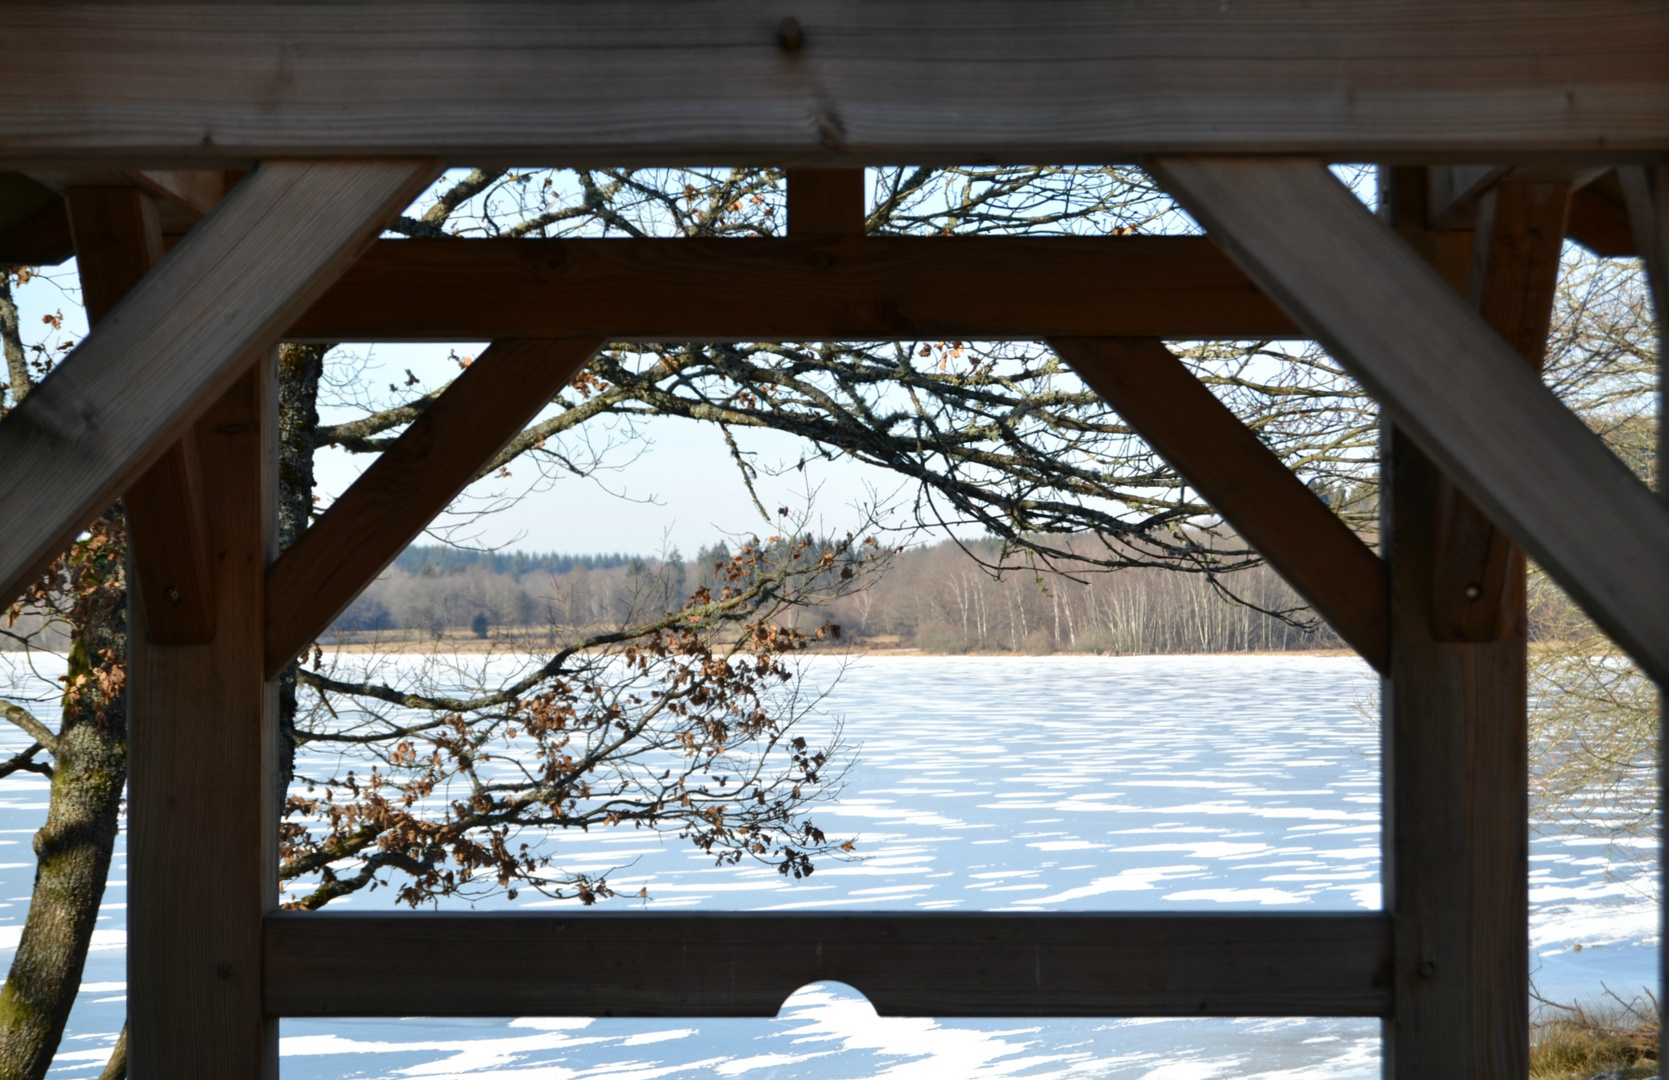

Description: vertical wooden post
[127,359,277,1076]
[1381,166,1564,1078]
[785,169,866,237]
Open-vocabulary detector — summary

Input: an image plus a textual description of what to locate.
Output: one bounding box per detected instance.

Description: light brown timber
[1147,155,1669,688]
[0,2,1663,166]
[289,236,1300,342]
[128,364,278,1077]
[1380,165,1530,1079]
[263,911,1393,1019]
[264,338,604,678]
[0,158,438,611]
[1051,336,1388,673]
[65,186,217,643]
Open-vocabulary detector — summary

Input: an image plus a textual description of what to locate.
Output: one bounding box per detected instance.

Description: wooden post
[1380,166,1568,1078]
[127,360,277,1076]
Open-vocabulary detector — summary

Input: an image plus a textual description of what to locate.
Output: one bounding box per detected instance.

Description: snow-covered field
[0,653,1653,1078]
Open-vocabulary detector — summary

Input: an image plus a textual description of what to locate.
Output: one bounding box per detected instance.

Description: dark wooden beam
[1568,172,1639,258]
[1051,336,1388,673]
[66,187,217,643]
[0,159,437,610]
[786,169,865,236]
[1429,179,1571,641]
[263,911,1393,1018]
[289,236,1300,342]
[264,337,603,678]
[1148,155,1669,688]
[0,2,1662,167]
[0,196,73,266]
[130,364,279,1076]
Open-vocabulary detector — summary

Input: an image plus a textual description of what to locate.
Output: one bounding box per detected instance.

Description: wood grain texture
[1381,168,1528,1079]
[0,2,1663,166]
[0,158,437,611]
[1148,155,1669,687]
[128,366,278,1078]
[290,236,1299,342]
[264,338,603,677]
[1051,336,1388,673]
[787,170,865,236]
[263,911,1393,1018]
[1428,180,1571,642]
[1568,172,1639,257]
[66,186,217,643]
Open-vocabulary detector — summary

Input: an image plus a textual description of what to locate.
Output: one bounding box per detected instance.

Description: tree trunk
[0,532,127,1080]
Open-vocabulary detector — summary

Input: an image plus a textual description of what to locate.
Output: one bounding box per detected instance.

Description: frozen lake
[0,653,1654,1078]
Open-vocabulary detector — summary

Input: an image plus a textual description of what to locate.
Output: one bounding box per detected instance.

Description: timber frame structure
[0,3,1665,1076]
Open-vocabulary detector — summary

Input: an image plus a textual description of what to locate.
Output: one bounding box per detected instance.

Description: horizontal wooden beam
[291,236,1300,342]
[1052,337,1389,672]
[1149,156,1669,687]
[0,159,437,610]
[264,337,603,678]
[0,2,1663,167]
[263,911,1393,1018]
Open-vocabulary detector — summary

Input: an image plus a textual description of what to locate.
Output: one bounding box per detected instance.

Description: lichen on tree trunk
[0,527,127,1080]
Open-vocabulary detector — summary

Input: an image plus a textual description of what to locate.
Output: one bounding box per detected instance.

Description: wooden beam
[1620,164,1669,319]
[66,187,217,643]
[1147,156,1669,687]
[786,169,865,236]
[290,236,1300,342]
[129,364,279,1076]
[0,2,1663,167]
[0,158,437,610]
[1050,336,1388,673]
[264,337,603,678]
[1429,179,1572,641]
[263,911,1393,1018]
[1424,165,1600,231]
[1568,172,1639,257]
[0,174,73,265]
[30,169,232,235]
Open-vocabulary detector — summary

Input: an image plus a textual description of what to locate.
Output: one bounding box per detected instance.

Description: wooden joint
[1429,178,1570,642]
[66,187,218,642]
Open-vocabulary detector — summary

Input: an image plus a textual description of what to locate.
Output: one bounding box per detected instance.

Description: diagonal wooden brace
[1148,156,1669,687]
[264,337,605,679]
[1052,336,1388,673]
[66,186,219,643]
[0,158,439,611]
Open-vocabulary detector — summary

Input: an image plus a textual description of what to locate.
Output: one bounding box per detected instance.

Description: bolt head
[166,586,183,603]
[777,16,804,51]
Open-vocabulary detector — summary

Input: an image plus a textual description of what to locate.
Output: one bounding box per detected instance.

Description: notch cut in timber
[1051,336,1388,673]
[1148,155,1669,688]
[0,158,439,613]
[264,911,1393,1019]
[65,186,216,643]
[264,337,605,678]
[1429,179,1572,642]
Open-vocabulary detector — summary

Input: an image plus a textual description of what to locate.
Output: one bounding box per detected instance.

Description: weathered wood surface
[264,337,603,678]
[66,186,218,644]
[263,911,1393,1018]
[1381,166,1530,1079]
[129,365,278,1077]
[1428,179,1570,642]
[1051,336,1389,673]
[1149,155,1669,687]
[0,2,1663,166]
[290,236,1299,342]
[0,158,436,610]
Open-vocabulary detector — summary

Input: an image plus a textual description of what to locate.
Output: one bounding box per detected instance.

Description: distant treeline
[335,538,1344,655]
[392,546,639,577]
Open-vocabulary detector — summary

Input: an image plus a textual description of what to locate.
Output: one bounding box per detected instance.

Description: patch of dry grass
[1531,992,1658,1080]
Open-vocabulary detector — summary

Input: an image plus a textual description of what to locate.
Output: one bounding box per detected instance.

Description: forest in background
[336,537,1343,655]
